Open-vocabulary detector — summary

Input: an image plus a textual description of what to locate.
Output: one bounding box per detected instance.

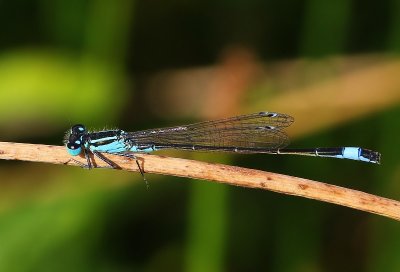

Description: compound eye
[71,124,86,134]
[67,142,82,156]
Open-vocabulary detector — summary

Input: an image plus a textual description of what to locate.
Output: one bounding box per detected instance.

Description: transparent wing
[125,112,294,152]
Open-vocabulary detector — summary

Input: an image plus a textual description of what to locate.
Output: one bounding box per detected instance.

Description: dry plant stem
[0,141,399,221]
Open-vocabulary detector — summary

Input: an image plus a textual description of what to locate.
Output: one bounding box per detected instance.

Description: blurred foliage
[0,0,400,271]
[0,51,126,130]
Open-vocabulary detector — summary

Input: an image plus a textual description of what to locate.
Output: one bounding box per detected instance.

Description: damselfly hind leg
[118,152,148,189]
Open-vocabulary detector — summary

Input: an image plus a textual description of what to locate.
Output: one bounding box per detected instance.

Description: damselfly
[65,112,381,179]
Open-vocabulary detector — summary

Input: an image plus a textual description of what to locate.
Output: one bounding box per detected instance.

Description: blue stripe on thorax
[90,136,119,144]
[88,139,127,153]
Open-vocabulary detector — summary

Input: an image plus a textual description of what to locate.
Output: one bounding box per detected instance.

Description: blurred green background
[1,0,400,271]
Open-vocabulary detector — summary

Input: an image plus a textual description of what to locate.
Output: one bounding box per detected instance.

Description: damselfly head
[66,124,86,156]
